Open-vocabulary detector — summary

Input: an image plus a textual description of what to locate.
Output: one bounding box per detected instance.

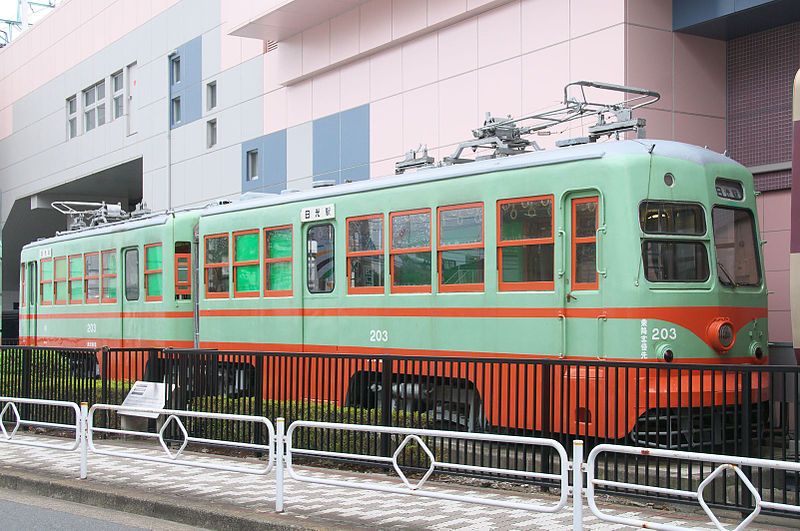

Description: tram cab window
[307,224,335,293]
[639,201,705,235]
[642,241,709,282]
[712,207,760,286]
[497,196,554,291]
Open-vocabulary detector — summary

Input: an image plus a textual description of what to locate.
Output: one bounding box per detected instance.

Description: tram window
[68,255,83,303]
[572,197,598,290]
[84,253,100,303]
[145,244,163,301]
[175,242,192,300]
[307,224,335,293]
[264,226,292,296]
[390,209,431,293]
[642,241,709,282]
[497,196,554,291]
[54,257,67,304]
[438,203,484,292]
[639,201,705,235]
[712,207,760,286]
[205,234,230,297]
[40,258,53,305]
[347,215,384,294]
[101,250,117,303]
[124,248,139,301]
[234,230,260,297]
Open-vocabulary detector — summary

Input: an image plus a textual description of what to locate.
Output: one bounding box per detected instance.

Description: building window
[171,56,181,85]
[54,257,67,304]
[207,81,217,110]
[84,253,100,303]
[68,255,83,303]
[207,119,217,148]
[101,250,117,303]
[246,149,259,181]
[40,258,53,305]
[144,244,163,301]
[307,224,334,293]
[205,234,230,297]
[171,97,181,126]
[497,196,555,291]
[83,80,105,132]
[347,214,384,294]
[66,96,77,139]
[125,248,139,302]
[438,203,484,292]
[390,209,431,293]
[233,230,260,297]
[264,226,292,296]
[111,70,124,120]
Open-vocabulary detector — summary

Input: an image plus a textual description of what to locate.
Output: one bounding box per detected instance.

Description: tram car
[19,82,769,444]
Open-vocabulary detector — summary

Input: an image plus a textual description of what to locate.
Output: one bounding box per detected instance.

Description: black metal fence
[1,345,799,518]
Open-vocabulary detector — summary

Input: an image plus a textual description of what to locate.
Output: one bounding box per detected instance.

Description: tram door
[24,262,37,345]
[302,220,338,353]
[562,193,603,358]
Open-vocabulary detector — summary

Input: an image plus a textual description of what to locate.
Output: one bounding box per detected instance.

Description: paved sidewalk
[0,433,785,530]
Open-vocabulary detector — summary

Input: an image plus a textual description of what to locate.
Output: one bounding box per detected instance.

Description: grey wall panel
[287,122,313,182]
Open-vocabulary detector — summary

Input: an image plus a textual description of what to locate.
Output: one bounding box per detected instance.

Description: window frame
[497,195,555,292]
[571,196,599,291]
[246,149,259,181]
[641,239,710,283]
[306,223,335,294]
[124,247,140,302]
[66,95,77,139]
[174,245,192,299]
[206,81,217,111]
[346,214,385,295]
[389,208,432,294]
[53,256,67,305]
[171,96,181,126]
[264,225,293,297]
[144,243,163,302]
[437,202,485,293]
[638,200,706,236]
[101,249,118,304]
[206,119,217,148]
[233,229,260,298]
[68,254,83,304]
[111,70,124,120]
[711,205,762,287]
[171,56,181,85]
[83,80,106,132]
[84,252,100,304]
[204,233,230,299]
[40,257,53,306]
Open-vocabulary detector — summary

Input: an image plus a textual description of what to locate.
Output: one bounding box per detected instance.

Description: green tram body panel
[19,140,768,363]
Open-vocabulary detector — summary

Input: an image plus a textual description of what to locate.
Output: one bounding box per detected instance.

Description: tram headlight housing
[656,344,674,363]
[750,342,766,360]
[707,318,735,352]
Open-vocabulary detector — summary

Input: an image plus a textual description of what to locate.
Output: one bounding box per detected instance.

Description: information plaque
[120,381,166,419]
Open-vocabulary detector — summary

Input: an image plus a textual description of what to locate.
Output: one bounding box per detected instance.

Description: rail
[284,420,573,514]
[87,404,275,475]
[585,444,800,531]
[0,396,82,452]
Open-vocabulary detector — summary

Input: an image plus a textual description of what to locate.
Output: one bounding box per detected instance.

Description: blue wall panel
[340,105,370,170]
[241,132,288,194]
[169,36,203,129]
[313,114,340,176]
[341,165,369,183]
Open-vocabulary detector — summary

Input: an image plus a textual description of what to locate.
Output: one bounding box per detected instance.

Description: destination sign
[301,204,335,222]
[715,179,744,201]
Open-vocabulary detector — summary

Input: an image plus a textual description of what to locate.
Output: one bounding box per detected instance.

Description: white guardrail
[2,398,800,530]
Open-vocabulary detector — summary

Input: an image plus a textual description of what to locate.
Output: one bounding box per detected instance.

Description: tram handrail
[585,443,800,531]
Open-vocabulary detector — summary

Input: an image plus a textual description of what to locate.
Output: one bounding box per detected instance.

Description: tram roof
[201,139,745,219]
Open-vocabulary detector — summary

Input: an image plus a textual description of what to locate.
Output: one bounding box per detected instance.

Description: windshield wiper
[718,262,738,288]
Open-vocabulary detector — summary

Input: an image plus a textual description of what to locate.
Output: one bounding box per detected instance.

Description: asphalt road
[0,487,206,531]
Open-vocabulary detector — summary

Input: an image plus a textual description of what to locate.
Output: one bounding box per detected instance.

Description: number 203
[651,327,677,341]
[369,329,388,342]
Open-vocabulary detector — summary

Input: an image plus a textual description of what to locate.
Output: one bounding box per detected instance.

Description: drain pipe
[166,50,177,210]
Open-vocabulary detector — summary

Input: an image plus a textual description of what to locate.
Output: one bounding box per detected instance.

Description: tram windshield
[712,207,761,287]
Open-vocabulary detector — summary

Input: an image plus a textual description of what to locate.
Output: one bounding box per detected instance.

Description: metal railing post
[275,417,285,513]
[572,440,584,530]
[79,401,88,479]
[380,356,393,458]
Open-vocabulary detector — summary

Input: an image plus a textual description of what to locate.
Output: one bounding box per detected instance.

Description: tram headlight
[750,342,766,360]
[656,344,674,362]
[707,318,735,352]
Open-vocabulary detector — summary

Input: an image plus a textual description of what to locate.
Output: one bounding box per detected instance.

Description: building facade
[0,0,796,342]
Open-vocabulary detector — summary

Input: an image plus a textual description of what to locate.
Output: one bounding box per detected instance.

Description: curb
[0,467,336,531]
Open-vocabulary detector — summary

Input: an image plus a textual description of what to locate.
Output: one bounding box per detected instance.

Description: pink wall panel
[673,113,725,153]
[312,70,341,119]
[438,70,478,146]
[402,33,438,90]
[520,0,569,54]
[626,25,673,111]
[767,269,791,311]
[286,79,313,127]
[264,87,288,134]
[521,42,569,116]
[403,84,439,151]
[438,18,478,79]
[636,107,674,141]
[761,189,791,232]
[429,0,467,25]
[340,59,371,109]
[303,22,331,75]
[570,25,625,92]
[370,48,403,100]
[331,9,361,63]
[392,0,428,39]
[769,310,792,343]
[478,57,522,123]
[570,0,625,38]
[360,0,393,52]
[625,0,672,31]
[477,1,521,67]
[370,93,404,160]
[763,229,791,272]
[674,34,726,117]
